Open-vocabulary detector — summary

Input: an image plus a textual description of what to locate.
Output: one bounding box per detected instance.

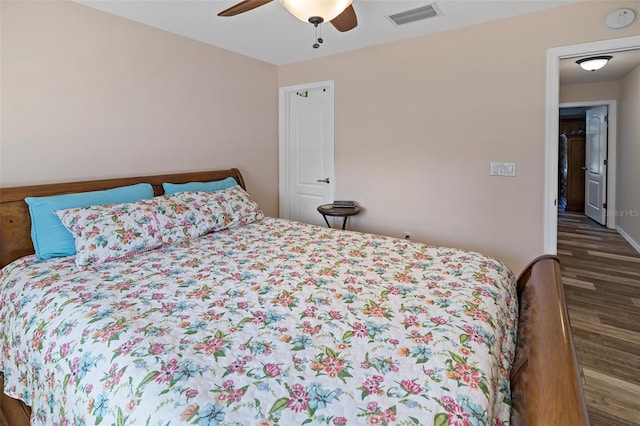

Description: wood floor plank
[562,276,596,289]
[563,289,640,317]
[558,231,603,241]
[600,334,640,356]
[599,312,640,333]
[583,367,640,396]
[583,368,640,424]
[586,407,640,426]
[587,250,640,263]
[591,279,640,298]
[567,307,602,324]
[564,267,640,284]
[558,240,601,249]
[569,307,640,345]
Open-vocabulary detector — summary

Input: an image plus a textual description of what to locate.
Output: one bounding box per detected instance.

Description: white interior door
[279,82,334,226]
[584,105,608,225]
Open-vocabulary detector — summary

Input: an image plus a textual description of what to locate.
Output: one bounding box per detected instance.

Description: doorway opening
[558,102,615,228]
[558,107,588,213]
[543,36,637,254]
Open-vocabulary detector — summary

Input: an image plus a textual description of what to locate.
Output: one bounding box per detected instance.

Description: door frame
[560,100,617,226]
[278,80,335,220]
[543,35,636,254]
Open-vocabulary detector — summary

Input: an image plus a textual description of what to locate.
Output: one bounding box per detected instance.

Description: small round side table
[317,204,361,230]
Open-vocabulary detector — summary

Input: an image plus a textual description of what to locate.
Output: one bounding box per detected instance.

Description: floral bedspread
[1,217,517,425]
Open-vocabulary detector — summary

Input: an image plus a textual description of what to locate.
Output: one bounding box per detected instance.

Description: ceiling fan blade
[218,0,273,17]
[330,4,357,32]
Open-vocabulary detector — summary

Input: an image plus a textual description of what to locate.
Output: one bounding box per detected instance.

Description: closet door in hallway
[565,133,586,212]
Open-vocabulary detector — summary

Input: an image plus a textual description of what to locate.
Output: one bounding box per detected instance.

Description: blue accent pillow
[162,177,238,195]
[25,183,154,260]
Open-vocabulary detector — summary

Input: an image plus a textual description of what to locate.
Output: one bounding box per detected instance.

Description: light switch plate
[491,162,516,177]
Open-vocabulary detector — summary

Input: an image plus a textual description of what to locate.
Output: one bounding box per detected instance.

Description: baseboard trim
[617,226,640,255]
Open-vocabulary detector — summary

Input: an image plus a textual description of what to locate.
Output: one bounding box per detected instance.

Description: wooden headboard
[0,168,245,268]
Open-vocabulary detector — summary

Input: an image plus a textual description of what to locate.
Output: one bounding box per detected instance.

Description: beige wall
[560,81,620,104]
[618,64,640,248]
[0,1,279,216]
[278,1,640,272]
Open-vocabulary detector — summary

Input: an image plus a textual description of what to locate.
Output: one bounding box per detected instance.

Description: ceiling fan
[218,0,358,43]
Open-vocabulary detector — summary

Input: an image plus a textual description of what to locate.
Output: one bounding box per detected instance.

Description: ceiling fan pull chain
[313,24,320,49]
[309,16,324,49]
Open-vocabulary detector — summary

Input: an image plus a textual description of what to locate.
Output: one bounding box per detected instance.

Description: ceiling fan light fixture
[576,56,612,72]
[279,0,352,23]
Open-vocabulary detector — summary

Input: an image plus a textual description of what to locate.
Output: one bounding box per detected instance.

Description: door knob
[317,178,330,183]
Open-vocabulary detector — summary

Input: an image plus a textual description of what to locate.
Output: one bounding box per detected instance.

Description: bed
[0,168,588,425]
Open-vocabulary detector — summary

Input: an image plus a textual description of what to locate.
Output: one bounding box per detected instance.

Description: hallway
[557,211,640,425]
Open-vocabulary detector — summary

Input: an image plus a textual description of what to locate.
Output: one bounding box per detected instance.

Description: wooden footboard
[511,255,588,425]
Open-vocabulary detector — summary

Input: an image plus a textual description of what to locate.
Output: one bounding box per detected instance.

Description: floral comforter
[1,217,517,425]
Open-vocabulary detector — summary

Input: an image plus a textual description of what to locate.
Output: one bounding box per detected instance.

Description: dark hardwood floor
[557,211,640,425]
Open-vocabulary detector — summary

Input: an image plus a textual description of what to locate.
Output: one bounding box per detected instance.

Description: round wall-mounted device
[605,8,636,30]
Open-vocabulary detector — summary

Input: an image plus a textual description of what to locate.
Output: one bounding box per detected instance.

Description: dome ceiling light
[576,56,613,72]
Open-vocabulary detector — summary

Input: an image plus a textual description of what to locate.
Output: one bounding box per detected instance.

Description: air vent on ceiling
[387,3,441,26]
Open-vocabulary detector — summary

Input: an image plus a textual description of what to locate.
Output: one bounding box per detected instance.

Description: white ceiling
[560,48,640,85]
[78,0,584,65]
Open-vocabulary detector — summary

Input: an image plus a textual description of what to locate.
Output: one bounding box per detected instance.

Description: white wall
[0,1,279,216]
